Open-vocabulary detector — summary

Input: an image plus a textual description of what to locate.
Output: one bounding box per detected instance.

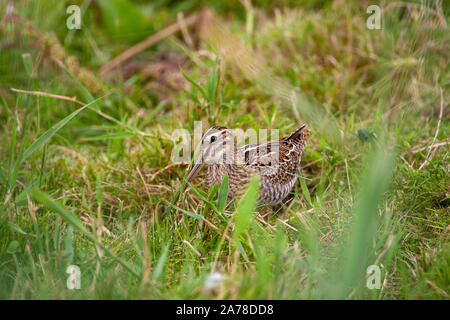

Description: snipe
[162,125,309,219]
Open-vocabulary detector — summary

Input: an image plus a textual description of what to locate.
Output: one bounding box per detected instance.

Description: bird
[162,124,309,219]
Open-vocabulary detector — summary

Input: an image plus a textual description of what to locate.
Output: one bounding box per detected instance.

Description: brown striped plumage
[161,125,309,219]
[192,125,309,205]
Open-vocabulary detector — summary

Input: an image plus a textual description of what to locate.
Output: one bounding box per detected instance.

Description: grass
[0,0,448,299]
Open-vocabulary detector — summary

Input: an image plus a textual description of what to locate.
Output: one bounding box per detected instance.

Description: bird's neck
[206,162,237,189]
[205,147,238,188]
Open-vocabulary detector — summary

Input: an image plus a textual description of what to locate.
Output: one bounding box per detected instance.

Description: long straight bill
[160,162,203,220]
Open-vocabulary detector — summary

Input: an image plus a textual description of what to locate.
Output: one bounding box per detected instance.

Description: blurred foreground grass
[0,0,448,299]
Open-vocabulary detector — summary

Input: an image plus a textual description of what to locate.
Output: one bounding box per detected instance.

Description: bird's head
[186,126,234,183]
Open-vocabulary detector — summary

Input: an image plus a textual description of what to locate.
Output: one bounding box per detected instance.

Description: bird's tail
[285,124,309,142]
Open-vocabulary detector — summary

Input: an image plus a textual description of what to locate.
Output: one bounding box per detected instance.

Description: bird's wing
[238,138,303,178]
[237,141,282,176]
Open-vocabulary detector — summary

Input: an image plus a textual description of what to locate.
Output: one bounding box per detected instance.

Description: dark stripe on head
[202,126,228,139]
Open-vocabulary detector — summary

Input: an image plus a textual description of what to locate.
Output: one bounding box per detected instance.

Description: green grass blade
[19,97,102,166]
[0,165,5,187]
[161,199,203,220]
[336,146,396,298]
[6,117,17,192]
[299,174,312,206]
[233,176,260,245]
[180,67,207,101]
[21,53,34,78]
[31,188,140,278]
[217,175,229,213]
[152,242,170,281]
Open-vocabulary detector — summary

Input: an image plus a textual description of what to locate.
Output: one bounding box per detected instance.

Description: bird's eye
[210,136,217,143]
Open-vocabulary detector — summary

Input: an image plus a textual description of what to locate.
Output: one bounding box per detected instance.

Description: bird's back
[233,126,310,204]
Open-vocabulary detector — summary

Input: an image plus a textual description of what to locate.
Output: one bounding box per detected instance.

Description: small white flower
[204,272,229,290]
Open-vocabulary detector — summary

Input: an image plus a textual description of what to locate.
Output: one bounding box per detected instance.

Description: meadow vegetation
[0,0,448,299]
